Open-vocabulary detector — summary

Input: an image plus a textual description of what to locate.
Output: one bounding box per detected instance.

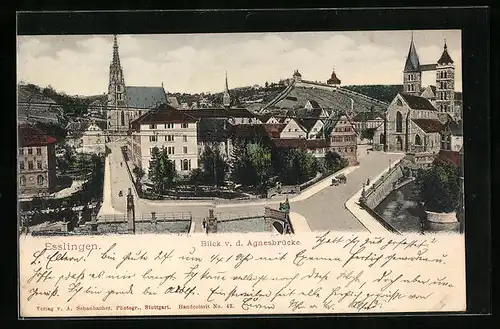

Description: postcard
[18,29,466,317]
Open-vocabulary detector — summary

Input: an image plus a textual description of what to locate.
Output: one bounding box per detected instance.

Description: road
[292,147,404,231]
[102,140,403,232]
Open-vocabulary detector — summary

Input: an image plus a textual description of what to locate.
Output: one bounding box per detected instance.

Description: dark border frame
[9,7,491,327]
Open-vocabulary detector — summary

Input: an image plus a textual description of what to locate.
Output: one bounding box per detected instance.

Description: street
[102,140,403,232]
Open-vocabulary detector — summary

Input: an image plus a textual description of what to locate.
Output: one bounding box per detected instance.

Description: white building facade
[130,105,199,177]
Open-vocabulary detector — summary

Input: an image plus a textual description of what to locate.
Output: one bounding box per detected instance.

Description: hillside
[343,84,403,103]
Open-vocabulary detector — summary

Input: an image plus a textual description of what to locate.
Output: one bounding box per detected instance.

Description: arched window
[37,175,44,185]
[396,98,403,106]
[415,134,422,146]
[396,111,403,133]
[182,159,189,171]
[121,111,125,126]
[20,176,26,186]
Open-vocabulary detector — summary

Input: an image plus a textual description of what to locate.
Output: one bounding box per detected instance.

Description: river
[374,181,427,233]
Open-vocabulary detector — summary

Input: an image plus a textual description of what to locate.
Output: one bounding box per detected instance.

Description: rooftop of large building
[130,104,197,129]
[18,124,57,147]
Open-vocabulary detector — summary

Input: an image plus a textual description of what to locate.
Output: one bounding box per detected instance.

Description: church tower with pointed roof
[222,71,231,108]
[435,40,456,117]
[403,33,422,96]
[107,35,128,131]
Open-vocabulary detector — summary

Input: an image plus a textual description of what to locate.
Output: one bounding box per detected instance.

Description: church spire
[404,32,421,73]
[437,39,454,65]
[223,70,231,108]
[112,34,121,67]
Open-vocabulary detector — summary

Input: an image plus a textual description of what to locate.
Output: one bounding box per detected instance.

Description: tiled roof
[420,64,437,71]
[271,138,329,149]
[399,93,437,111]
[130,104,197,128]
[125,86,167,109]
[18,124,57,147]
[298,117,319,132]
[412,119,445,133]
[437,150,460,167]
[352,111,385,121]
[184,108,256,119]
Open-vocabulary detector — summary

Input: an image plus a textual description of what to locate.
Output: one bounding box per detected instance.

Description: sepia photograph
[17,20,475,317]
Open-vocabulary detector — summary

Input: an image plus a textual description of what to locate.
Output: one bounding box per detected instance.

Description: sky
[17,30,462,96]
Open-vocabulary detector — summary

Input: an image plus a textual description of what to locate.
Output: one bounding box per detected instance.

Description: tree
[418,158,460,213]
[247,142,273,188]
[132,166,145,184]
[273,148,318,185]
[324,150,348,173]
[361,127,377,142]
[148,147,176,194]
[200,145,228,186]
[229,139,256,186]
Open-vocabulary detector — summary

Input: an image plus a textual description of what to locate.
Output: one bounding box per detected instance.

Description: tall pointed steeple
[404,32,421,72]
[223,70,231,108]
[107,34,127,131]
[402,32,422,96]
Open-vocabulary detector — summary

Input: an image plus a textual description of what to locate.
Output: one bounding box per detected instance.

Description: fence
[216,210,265,222]
[97,212,193,223]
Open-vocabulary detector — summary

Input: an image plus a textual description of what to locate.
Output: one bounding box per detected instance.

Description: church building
[106,35,169,137]
[385,35,462,155]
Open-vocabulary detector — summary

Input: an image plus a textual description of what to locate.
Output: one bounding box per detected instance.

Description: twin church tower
[403,34,458,118]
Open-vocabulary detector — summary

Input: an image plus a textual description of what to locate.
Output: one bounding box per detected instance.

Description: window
[37,161,42,170]
[181,123,189,128]
[149,124,157,129]
[37,175,44,185]
[36,148,42,155]
[20,176,26,186]
[167,147,175,155]
[149,135,158,142]
[19,161,24,171]
[28,161,34,170]
[183,146,188,154]
[165,135,174,142]
[183,135,188,142]
[19,149,24,155]
[396,111,403,133]
[165,123,174,129]
[28,148,33,155]
[182,159,191,171]
[121,111,125,126]
[415,134,422,146]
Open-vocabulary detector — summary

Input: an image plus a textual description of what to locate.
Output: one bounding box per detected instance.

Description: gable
[283,118,307,133]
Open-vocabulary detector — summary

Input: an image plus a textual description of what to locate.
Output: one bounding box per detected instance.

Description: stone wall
[364,164,404,209]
